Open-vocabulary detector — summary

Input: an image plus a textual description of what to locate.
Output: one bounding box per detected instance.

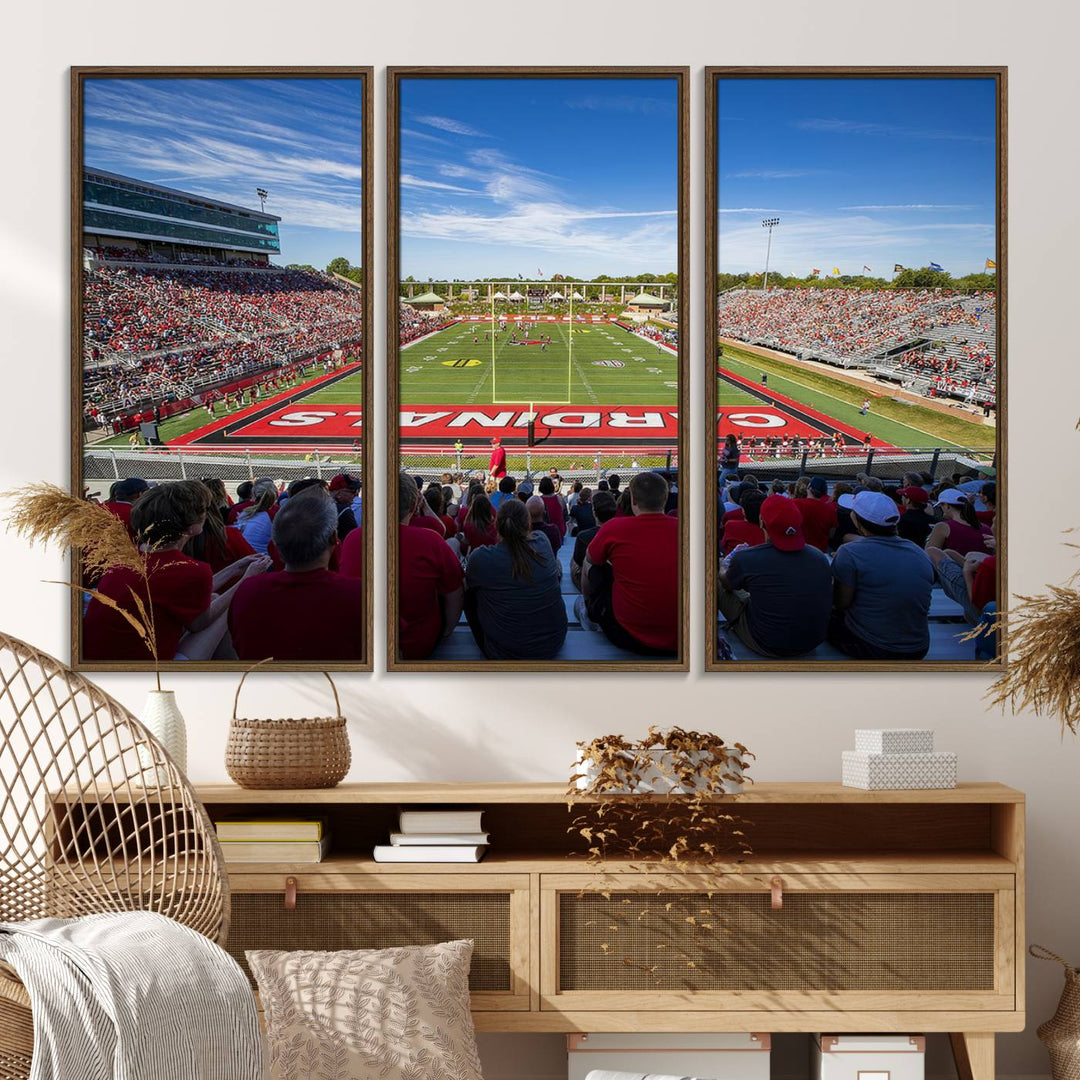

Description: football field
[401,320,678,406]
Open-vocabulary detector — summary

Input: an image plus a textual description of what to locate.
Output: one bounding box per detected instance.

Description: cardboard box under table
[568,1031,771,1080]
[812,1035,925,1080]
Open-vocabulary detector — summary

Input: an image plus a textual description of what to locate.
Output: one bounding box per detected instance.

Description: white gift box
[854,728,934,754]
[812,1035,925,1080]
[842,750,957,790]
[568,1032,770,1080]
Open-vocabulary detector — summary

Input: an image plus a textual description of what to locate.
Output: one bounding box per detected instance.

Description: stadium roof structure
[628,291,667,305]
[407,290,446,304]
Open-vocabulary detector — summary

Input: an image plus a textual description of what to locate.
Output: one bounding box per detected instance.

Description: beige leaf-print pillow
[246,940,483,1080]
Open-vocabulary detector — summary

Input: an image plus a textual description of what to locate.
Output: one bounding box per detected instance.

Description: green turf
[400,321,677,406]
[718,344,995,449]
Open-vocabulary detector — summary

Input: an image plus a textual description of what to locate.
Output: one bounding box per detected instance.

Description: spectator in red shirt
[225,480,255,525]
[526,495,562,559]
[461,493,497,553]
[424,484,457,539]
[397,471,464,660]
[102,476,149,537]
[721,489,767,555]
[792,476,837,552]
[84,480,270,662]
[583,471,679,655]
[327,473,360,541]
[537,476,567,537]
[184,481,256,575]
[489,436,507,480]
[925,489,993,557]
[230,488,364,661]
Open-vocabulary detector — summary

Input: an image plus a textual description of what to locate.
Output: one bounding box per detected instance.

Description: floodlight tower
[256,187,269,213]
[761,217,781,291]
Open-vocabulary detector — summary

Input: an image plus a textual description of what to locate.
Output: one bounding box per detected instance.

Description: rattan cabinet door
[227,871,530,1011]
[540,872,1015,1014]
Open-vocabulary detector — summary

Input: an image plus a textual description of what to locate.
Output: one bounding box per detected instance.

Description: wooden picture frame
[704,67,1007,671]
[387,66,690,672]
[71,66,374,671]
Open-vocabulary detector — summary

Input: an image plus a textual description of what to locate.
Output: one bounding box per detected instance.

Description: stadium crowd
[83,265,364,415]
[717,287,996,362]
[396,453,680,662]
[82,473,365,662]
[715,449,996,661]
[399,306,452,345]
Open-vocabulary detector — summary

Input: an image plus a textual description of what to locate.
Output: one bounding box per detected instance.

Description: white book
[398,809,483,834]
[373,845,486,863]
[389,832,489,846]
[219,836,331,863]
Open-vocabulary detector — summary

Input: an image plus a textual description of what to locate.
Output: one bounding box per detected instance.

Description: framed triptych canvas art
[72,67,373,671]
[706,67,1006,671]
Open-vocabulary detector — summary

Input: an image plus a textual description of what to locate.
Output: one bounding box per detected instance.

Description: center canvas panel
[388,69,688,670]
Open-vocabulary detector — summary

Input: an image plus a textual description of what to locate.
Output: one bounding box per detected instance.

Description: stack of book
[214,816,330,863]
[373,809,488,863]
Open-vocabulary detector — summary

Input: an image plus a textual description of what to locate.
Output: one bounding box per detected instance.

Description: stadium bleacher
[718,287,996,405]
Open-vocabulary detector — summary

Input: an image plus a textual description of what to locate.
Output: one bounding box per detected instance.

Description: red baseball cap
[490,436,501,444]
[328,473,359,493]
[759,495,805,552]
[897,486,929,505]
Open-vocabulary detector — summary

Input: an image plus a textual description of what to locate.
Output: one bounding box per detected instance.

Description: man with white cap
[829,490,935,660]
[718,494,832,657]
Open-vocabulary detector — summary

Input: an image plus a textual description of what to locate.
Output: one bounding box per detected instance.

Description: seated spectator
[792,476,837,552]
[976,481,997,526]
[571,491,616,592]
[328,473,361,540]
[584,472,679,655]
[831,484,858,548]
[538,476,566,537]
[230,488,364,661]
[717,494,832,657]
[925,489,993,556]
[463,498,568,660]
[84,480,270,662]
[102,476,149,536]
[397,471,464,660]
[455,480,485,528]
[566,481,584,516]
[441,484,459,517]
[721,489,767,555]
[491,475,517,511]
[896,486,935,546]
[200,477,232,522]
[225,479,256,525]
[424,483,457,538]
[829,491,935,660]
[233,478,279,554]
[927,538,997,627]
[569,488,595,535]
[526,495,562,559]
[720,435,740,480]
[185,481,256,575]
[461,492,497,551]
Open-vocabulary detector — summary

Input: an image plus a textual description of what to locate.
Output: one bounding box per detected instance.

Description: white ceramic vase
[138,689,188,776]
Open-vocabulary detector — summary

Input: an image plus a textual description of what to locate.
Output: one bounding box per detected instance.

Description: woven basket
[225,662,350,789]
[1032,944,1080,1080]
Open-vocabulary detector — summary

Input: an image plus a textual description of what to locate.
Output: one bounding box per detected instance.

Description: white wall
[2,3,1079,1077]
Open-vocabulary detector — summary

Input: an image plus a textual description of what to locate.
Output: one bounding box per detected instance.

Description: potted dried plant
[3,483,187,770]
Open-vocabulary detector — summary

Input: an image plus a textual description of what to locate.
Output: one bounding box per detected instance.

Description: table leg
[950,1032,995,1080]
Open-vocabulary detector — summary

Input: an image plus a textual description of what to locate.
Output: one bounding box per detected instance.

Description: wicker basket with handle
[225,661,350,789]
[1031,944,1080,1080]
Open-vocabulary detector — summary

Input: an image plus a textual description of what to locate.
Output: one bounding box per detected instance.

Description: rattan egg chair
[0,632,229,1079]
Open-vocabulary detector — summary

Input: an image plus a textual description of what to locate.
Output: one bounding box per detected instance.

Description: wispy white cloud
[728,169,820,180]
[414,114,490,137]
[565,94,675,117]
[401,174,480,194]
[839,203,976,211]
[796,117,993,144]
[718,207,787,214]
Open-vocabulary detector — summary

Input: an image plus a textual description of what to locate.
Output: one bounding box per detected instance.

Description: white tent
[508,290,525,301]
[548,291,564,301]
[571,291,584,300]
[492,290,507,300]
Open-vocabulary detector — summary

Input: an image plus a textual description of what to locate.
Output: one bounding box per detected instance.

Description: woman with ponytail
[464,497,567,659]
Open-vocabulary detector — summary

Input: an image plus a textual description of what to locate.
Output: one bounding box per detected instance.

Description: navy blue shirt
[727,542,832,655]
[466,533,567,659]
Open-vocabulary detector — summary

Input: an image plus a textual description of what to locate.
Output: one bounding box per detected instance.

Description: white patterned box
[842,750,957,790]
[569,1031,770,1080]
[854,728,934,754]
[813,1035,925,1080]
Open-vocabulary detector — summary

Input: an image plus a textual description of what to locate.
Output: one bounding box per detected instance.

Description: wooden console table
[61,781,1024,1080]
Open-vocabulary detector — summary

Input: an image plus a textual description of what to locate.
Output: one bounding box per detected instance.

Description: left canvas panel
[72,68,373,670]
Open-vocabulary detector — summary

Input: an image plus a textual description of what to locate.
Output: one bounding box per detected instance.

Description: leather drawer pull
[770,876,783,910]
[284,876,297,910]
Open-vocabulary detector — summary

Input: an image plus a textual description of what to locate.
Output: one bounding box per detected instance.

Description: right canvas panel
[706,69,1006,670]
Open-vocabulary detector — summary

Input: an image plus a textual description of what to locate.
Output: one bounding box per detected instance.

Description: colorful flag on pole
[537,268,543,277]
[832,267,840,276]
[894,264,904,273]
[985,258,997,270]
[811,268,820,277]
[929,262,944,272]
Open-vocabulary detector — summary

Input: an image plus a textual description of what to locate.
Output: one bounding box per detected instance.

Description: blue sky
[83,78,363,269]
[717,78,997,277]
[399,77,678,279]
